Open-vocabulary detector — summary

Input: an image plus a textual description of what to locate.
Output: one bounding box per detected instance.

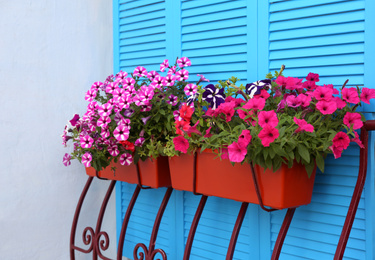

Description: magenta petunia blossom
[242,98,266,110]
[119,118,131,129]
[313,86,333,101]
[204,127,213,138]
[342,87,360,104]
[175,69,189,81]
[162,74,176,86]
[97,116,111,128]
[332,132,350,150]
[113,87,126,100]
[120,153,133,166]
[177,57,191,68]
[106,82,118,94]
[360,87,375,104]
[197,74,209,83]
[160,59,169,72]
[173,135,189,153]
[258,125,279,147]
[82,152,92,167]
[85,89,97,102]
[228,141,248,163]
[123,109,134,117]
[147,70,159,81]
[101,127,110,138]
[91,81,103,91]
[302,80,316,91]
[334,97,347,109]
[152,76,164,89]
[98,103,113,117]
[294,117,314,133]
[168,66,177,75]
[187,120,202,136]
[135,137,145,147]
[63,153,71,166]
[216,102,236,122]
[117,95,132,109]
[238,129,252,146]
[343,112,363,130]
[69,114,80,126]
[306,72,319,82]
[286,95,301,108]
[113,125,129,141]
[141,115,151,125]
[116,71,128,81]
[297,94,311,107]
[316,100,337,115]
[140,104,152,112]
[80,135,94,148]
[122,77,136,89]
[258,111,278,128]
[184,83,197,96]
[133,66,147,77]
[108,145,120,156]
[351,132,364,148]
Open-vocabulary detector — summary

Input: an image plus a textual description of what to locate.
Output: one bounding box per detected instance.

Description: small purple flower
[82,152,92,167]
[245,79,272,98]
[133,66,147,77]
[162,74,175,86]
[187,92,198,106]
[63,153,71,166]
[69,114,80,127]
[141,116,151,125]
[202,84,226,109]
[85,89,97,102]
[80,135,94,148]
[147,70,159,81]
[177,57,191,68]
[175,69,189,81]
[123,109,134,117]
[160,59,169,72]
[120,153,133,166]
[184,84,197,96]
[113,125,129,141]
[167,95,178,106]
[135,137,145,147]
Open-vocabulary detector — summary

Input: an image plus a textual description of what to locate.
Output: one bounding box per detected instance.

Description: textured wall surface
[0,1,114,259]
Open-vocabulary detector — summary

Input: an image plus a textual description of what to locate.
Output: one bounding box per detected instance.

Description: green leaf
[305,161,315,178]
[297,143,310,163]
[315,152,325,173]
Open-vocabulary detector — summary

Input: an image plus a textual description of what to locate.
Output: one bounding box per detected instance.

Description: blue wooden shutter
[268,1,370,259]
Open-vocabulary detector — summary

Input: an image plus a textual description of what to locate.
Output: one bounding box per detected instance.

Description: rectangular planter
[86,156,171,188]
[169,150,316,209]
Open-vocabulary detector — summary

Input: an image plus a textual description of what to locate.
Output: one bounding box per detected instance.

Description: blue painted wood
[114,0,374,259]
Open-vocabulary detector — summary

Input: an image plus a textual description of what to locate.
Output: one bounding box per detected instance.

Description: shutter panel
[269,1,367,259]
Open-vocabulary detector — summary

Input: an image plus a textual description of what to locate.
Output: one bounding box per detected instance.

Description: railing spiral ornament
[82,227,95,248]
[150,248,167,260]
[133,243,148,260]
[97,231,112,260]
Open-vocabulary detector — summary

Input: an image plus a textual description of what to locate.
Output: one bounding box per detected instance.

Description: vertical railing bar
[117,185,141,260]
[183,195,208,260]
[70,176,94,260]
[94,180,117,260]
[334,126,369,259]
[271,208,296,260]
[226,202,249,260]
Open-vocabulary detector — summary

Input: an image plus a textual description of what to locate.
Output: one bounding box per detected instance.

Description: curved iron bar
[183,195,208,260]
[70,176,94,259]
[334,123,371,259]
[96,170,109,180]
[71,227,95,254]
[136,162,151,190]
[133,243,148,260]
[226,202,249,260]
[117,185,141,260]
[271,208,296,260]
[96,232,112,260]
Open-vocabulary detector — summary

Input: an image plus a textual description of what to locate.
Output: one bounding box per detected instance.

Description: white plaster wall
[0,1,115,259]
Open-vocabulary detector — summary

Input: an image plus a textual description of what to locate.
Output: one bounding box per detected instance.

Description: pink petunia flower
[258,125,279,147]
[334,96,347,109]
[97,116,111,128]
[101,127,110,138]
[118,118,131,129]
[135,137,145,147]
[147,70,159,81]
[113,87,126,100]
[204,127,213,138]
[113,125,129,141]
[82,152,92,167]
[294,117,314,133]
[162,74,176,86]
[160,59,169,72]
[329,145,344,159]
[258,111,278,128]
[313,86,333,101]
[242,98,266,110]
[360,87,375,104]
[228,141,248,163]
[85,89,97,102]
[187,120,202,137]
[216,102,236,122]
[220,148,229,160]
[106,82,118,94]
[302,80,316,91]
[63,153,71,166]
[152,76,164,89]
[120,153,133,166]
[286,95,301,108]
[306,72,319,82]
[168,66,177,75]
[238,109,256,125]
[316,100,337,115]
[351,132,364,148]
[175,119,190,135]
[238,129,252,146]
[179,103,194,121]
[167,95,178,106]
[323,84,339,95]
[343,112,363,130]
[332,132,350,150]
[108,145,120,156]
[342,87,360,104]
[184,83,197,96]
[133,66,147,77]
[91,81,103,91]
[173,135,189,153]
[98,103,113,117]
[177,57,192,68]
[297,94,312,107]
[122,78,135,89]
[80,135,94,148]
[175,69,189,81]
[197,74,209,83]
